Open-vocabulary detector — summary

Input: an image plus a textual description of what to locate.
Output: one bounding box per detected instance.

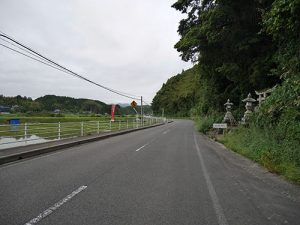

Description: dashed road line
[135,144,148,152]
[24,185,87,225]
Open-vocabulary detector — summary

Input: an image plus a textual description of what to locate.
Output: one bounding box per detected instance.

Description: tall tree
[172,0,279,108]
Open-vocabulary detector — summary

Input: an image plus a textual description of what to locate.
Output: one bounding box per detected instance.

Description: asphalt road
[0,120,299,225]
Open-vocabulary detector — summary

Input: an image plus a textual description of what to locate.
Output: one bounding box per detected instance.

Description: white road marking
[163,129,170,134]
[135,144,148,152]
[24,185,87,225]
[193,133,228,225]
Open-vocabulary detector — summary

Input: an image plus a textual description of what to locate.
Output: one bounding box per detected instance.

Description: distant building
[0,105,11,114]
[11,105,20,112]
[54,109,61,114]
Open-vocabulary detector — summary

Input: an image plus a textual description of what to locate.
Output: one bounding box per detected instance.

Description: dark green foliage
[263,0,300,79]
[153,0,299,119]
[172,0,279,110]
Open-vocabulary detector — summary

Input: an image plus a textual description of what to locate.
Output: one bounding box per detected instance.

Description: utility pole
[140,96,143,126]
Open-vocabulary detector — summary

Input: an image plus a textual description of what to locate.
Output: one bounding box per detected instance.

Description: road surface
[0,120,299,225]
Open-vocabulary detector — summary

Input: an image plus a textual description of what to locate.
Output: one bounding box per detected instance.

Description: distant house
[11,105,20,112]
[54,109,61,114]
[0,105,11,114]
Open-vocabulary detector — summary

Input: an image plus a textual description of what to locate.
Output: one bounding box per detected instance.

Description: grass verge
[194,116,300,184]
[219,125,300,184]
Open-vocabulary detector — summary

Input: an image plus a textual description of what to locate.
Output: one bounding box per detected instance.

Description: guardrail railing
[0,117,165,149]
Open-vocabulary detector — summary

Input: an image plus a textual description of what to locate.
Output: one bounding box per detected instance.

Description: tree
[263,0,300,79]
[172,0,279,110]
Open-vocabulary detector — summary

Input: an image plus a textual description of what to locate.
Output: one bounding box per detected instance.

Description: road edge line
[193,132,229,225]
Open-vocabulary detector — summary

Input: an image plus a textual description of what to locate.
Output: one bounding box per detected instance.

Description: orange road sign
[131,101,137,108]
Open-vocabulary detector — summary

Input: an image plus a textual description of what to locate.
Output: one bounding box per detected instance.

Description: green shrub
[195,114,223,134]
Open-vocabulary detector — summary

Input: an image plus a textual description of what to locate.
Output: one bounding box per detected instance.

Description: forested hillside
[152,67,200,116]
[153,0,300,183]
[36,95,109,114]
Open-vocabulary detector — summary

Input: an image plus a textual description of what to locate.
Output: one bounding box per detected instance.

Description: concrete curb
[0,123,165,165]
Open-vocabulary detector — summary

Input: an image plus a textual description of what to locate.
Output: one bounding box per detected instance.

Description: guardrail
[0,117,165,149]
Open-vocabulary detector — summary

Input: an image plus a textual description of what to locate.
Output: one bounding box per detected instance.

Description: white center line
[135,143,148,152]
[24,185,87,225]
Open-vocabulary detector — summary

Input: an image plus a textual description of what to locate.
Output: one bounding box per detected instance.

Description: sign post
[213,123,227,135]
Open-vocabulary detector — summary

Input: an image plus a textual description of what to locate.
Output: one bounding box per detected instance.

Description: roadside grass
[219,125,300,184]
[194,116,300,184]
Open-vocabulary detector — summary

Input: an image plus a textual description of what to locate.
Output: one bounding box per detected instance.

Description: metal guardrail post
[97,121,100,134]
[127,120,128,129]
[109,120,112,131]
[119,121,121,130]
[81,122,84,136]
[58,122,61,140]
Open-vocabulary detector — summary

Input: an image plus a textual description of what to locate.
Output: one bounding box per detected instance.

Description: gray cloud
[0,0,191,104]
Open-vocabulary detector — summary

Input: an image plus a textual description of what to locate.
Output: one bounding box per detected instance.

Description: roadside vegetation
[152,0,300,183]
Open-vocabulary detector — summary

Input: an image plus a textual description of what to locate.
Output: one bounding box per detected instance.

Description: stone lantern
[241,93,256,124]
[222,99,236,126]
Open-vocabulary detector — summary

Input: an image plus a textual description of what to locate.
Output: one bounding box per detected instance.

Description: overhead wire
[0,31,140,100]
[0,43,77,75]
[0,31,141,99]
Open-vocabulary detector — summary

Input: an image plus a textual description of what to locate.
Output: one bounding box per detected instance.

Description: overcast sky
[0,0,191,104]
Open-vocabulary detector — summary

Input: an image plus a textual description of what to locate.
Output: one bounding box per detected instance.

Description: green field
[0,114,135,124]
[0,115,156,147]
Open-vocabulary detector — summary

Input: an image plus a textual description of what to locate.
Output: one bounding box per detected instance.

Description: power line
[0,33,140,100]
[0,32,140,100]
[0,43,80,76]
[0,37,47,62]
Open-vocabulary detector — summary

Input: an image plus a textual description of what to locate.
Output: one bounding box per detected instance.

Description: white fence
[0,117,165,149]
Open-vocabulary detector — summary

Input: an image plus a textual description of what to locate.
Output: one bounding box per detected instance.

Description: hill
[0,94,151,115]
[35,95,109,114]
[152,67,200,117]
